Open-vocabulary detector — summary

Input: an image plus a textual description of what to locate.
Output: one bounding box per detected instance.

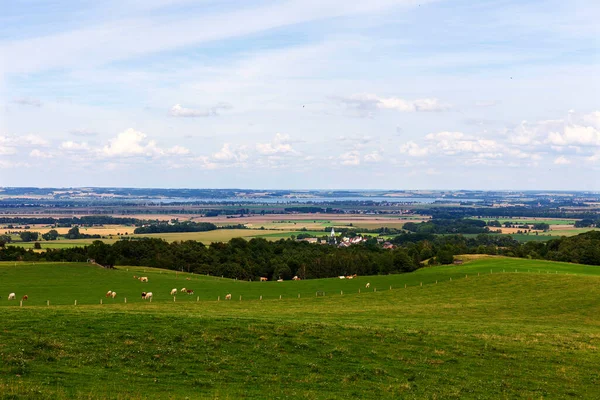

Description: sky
[0,0,599,190]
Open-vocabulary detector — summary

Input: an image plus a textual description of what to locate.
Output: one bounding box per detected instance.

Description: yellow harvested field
[128,229,294,243]
[2,225,134,236]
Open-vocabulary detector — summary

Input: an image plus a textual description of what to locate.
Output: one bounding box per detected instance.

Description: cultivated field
[0,257,599,398]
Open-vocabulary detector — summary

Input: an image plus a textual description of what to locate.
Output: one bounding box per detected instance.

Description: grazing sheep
[106,290,113,298]
[180,288,187,293]
[260,277,268,281]
[133,275,137,279]
[22,295,28,301]
[170,288,177,296]
[339,276,346,279]
[186,289,194,295]
[365,283,370,288]
[143,292,153,300]
[111,291,117,299]
[292,276,301,281]
[139,277,148,283]
[225,293,232,300]
[277,279,283,282]
[185,277,191,281]
[141,291,147,299]
[8,293,16,300]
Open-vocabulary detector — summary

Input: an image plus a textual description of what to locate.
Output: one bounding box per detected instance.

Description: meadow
[1,257,599,398]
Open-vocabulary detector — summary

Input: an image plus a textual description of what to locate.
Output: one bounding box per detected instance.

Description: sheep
[143,292,153,300]
[225,293,232,300]
[22,295,28,301]
[170,288,177,296]
[139,277,148,283]
[186,289,194,295]
[365,283,370,289]
[277,279,283,282]
[180,287,187,293]
[8,293,16,300]
[111,291,117,299]
[106,290,113,298]
[260,277,268,281]
[292,276,301,281]
[339,276,346,279]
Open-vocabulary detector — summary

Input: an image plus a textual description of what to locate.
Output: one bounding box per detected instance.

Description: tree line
[1,231,599,280]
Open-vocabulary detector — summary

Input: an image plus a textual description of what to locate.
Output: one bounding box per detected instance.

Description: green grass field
[1,257,599,398]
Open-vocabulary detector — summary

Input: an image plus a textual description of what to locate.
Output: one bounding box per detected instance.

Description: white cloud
[0,136,17,155]
[547,124,600,147]
[100,128,163,157]
[554,156,571,165]
[212,143,248,163]
[338,93,450,117]
[19,134,49,147]
[29,149,53,158]
[339,150,360,166]
[364,151,382,163]
[170,103,232,117]
[400,141,429,157]
[61,141,90,151]
[167,145,190,155]
[256,133,295,155]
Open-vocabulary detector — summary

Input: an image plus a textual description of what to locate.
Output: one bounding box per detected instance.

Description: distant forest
[1,232,599,280]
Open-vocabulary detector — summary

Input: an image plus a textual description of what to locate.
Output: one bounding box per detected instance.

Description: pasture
[1,257,599,398]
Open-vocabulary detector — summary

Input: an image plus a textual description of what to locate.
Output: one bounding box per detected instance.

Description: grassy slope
[0,258,599,399]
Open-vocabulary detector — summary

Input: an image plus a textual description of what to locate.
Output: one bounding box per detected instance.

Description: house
[382,242,395,250]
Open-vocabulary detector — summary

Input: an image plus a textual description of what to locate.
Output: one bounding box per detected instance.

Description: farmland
[1,257,599,398]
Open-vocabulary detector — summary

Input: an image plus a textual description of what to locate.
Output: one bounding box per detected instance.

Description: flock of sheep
[4,293,27,301]
[5,273,371,305]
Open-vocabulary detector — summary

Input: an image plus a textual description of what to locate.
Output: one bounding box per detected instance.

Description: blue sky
[1,0,599,189]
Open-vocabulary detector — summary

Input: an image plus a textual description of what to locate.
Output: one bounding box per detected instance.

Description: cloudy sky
[1,0,599,190]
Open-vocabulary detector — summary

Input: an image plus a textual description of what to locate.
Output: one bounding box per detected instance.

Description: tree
[436,251,454,265]
[66,226,81,239]
[42,229,59,241]
[19,231,39,242]
[34,242,42,249]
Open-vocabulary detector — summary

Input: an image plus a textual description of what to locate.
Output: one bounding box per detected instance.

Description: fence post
[124,298,127,304]
[174,296,176,302]
[450,277,452,281]
[20,300,23,307]
[341,290,343,295]
[260,295,262,300]
[405,284,407,288]
[358,288,361,294]
[390,285,392,290]
[197,296,199,302]
[100,299,103,305]
[420,282,422,286]
[47,300,49,306]
[74,300,77,306]
[218,296,220,301]
[279,295,282,300]
[239,295,242,301]
[374,288,377,292]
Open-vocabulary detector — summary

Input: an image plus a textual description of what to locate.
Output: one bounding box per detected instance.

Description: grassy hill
[1,257,599,399]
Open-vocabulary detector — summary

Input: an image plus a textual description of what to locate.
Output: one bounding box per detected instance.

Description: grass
[1,257,600,398]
